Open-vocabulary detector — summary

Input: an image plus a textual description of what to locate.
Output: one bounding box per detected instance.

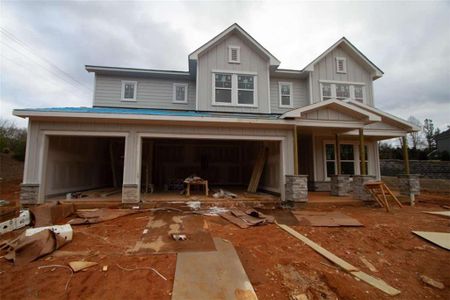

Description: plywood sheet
[258,209,299,226]
[128,212,216,254]
[172,238,257,300]
[413,231,450,250]
[423,211,450,218]
[292,211,363,227]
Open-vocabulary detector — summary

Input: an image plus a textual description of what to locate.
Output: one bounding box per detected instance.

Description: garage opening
[44,135,125,199]
[140,138,281,202]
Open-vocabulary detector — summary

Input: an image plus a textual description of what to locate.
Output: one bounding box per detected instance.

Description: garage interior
[44,135,125,199]
[140,138,281,202]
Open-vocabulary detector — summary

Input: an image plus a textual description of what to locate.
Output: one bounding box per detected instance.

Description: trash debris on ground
[212,189,237,199]
[0,210,30,235]
[292,211,363,227]
[0,200,10,206]
[360,256,378,272]
[102,265,108,272]
[172,237,257,300]
[68,208,147,225]
[116,263,167,280]
[193,206,229,216]
[419,274,445,289]
[412,231,450,250]
[68,261,98,272]
[422,211,450,218]
[30,202,75,227]
[25,224,73,241]
[186,201,201,210]
[172,234,187,241]
[3,229,71,265]
[219,208,274,229]
[65,192,88,199]
[258,208,299,226]
[277,223,401,296]
[38,264,73,292]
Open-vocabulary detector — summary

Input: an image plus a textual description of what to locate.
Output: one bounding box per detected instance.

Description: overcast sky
[1,0,449,130]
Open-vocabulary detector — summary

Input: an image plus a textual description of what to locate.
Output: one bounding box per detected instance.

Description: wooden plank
[423,211,450,218]
[413,231,450,250]
[172,238,258,300]
[247,147,268,193]
[277,224,401,296]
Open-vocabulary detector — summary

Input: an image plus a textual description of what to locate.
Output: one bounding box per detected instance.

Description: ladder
[364,181,403,212]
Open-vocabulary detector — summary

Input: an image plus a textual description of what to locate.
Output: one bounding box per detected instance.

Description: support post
[359,128,366,175]
[402,135,410,175]
[335,134,341,175]
[293,126,298,175]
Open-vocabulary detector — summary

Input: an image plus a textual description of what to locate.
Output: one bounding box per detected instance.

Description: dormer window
[121,81,137,101]
[228,46,240,64]
[336,57,347,73]
[279,82,293,108]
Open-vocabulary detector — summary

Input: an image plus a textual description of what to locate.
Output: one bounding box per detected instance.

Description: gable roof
[188,23,281,66]
[279,99,381,122]
[302,37,384,80]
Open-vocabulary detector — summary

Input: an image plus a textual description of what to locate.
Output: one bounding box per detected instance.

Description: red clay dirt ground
[0,180,449,299]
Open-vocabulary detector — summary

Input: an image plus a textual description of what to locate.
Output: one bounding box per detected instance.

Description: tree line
[0,119,27,161]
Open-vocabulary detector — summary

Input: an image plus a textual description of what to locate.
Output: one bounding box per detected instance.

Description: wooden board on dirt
[258,209,300,226]
[413,231,450,250]
[172,237,257,300]
[128,212,216,254]
[292,211,363,227]
[423,211,450,218]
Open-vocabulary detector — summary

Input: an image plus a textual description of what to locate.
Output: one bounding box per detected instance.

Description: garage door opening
[44,135,125,200]
[140,138,281,202]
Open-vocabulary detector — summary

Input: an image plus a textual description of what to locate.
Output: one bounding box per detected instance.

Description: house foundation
[330,175,351,196]
[352,175,376,201]
[285,175,308,202]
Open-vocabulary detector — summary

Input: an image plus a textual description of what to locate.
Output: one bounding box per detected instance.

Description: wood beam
[402,135,410,175]
[359,128,366,175]
[293,126,298,175]
[335,134,341,175]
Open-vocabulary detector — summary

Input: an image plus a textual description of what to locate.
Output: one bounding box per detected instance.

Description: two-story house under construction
[13,24,418,205]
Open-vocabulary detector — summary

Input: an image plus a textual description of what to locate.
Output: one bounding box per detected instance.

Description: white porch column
[122,131,141,203]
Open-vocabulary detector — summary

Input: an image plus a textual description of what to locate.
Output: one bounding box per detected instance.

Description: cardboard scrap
[219,208,274,229]
[4,229,70,265]
[30,202,74,227]
[413,231,450,250]
[69,261,98,272]
[69,208,145,225]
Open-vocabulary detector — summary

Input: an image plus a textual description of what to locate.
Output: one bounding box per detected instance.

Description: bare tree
[407,116,423,149]
[423,118,435,151]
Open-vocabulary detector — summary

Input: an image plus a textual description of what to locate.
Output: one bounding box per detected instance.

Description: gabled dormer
[189,23,280,113]
[303,37,383,107]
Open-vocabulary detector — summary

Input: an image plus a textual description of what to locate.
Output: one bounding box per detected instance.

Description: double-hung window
[121,81,137,101]
[279,82,293,107]
[324,143,369,179]
[213,72,256,106]
[320,81,365,103]
[173,83,188,103]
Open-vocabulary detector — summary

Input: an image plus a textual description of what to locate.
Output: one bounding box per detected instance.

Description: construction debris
[360,256,378,272]
[68,208,147,225]
[419,274,445,290]
[186,201,201,210]
[172,234,187,241]
[66,192,88,199]
[247,147,268,193]
[68,261,98,272]
[3,229,71,265]
[29,202,75,227]
[102,265,108,272]
[413,231,450,250]
[116,263,167,280]
[364,181,402,212]
[219,208,274,229]
[277,223,401,296]
[292,211,363,227]
[25,224,73,241]
[423,211,450,218]
[212,189,237,199]
[0,210,30,235]
[38,264,73,292]
[193,206,229,216]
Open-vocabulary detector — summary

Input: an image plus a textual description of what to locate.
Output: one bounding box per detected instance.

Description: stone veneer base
[285,175,308,202]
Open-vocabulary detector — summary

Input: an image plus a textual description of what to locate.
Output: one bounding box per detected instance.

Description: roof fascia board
[280,99,381,122]
[85,65,191,77]
[188,23,281,66]
[302,38,383,79]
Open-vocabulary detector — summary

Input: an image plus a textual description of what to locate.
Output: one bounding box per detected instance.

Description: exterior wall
[93,74,196,110]
[269,77,308,113]
[197,33,271,113]
[22,119,294,202]
[310,45,374,106]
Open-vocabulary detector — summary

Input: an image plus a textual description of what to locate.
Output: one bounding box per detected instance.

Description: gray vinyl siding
[269,77,308,113]
[310,45,374,106]
[93,74,196,110]
[196,33,270,113]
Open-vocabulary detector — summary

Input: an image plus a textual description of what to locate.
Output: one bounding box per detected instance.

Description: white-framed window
[228,46,240,64]
[336,57,347,73]
[172,83,188,103]
[121,81,137,101]
[212,72,257,107]
[279,82,293,108]
[320,81,366,103]
[324,142,369,179]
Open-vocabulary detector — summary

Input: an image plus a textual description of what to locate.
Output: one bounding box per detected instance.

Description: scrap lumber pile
[219,208,274,229]
[364,181,402,212]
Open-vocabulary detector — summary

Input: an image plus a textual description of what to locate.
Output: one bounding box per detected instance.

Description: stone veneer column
[398,174,420,206]
[122,184,140,203]
[352,175,376,201]
[285,175,308,202]
[20,183,40,204]
[330,175,351,196]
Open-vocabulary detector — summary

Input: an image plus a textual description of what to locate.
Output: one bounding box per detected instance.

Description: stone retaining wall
[380,159,450,179]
